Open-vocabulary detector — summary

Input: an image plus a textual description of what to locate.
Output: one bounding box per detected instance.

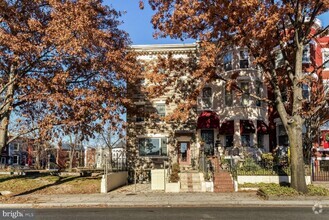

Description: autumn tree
[141,0,329,193]
[0,0,137,151]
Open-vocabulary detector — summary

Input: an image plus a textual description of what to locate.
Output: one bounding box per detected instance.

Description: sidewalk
[1,184,329,208]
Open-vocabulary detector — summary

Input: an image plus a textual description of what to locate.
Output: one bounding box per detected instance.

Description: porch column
[234,120,241,147]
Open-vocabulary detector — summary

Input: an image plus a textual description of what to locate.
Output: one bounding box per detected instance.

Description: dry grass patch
[0,174,101,196]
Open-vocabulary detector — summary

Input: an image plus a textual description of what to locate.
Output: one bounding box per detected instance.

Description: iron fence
[224,157,311,176]
[312,159,329,181]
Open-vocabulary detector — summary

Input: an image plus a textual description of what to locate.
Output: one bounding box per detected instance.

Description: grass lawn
[0,174,101,196]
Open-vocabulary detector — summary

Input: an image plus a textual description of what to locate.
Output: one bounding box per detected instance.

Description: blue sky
[106,0,329,45]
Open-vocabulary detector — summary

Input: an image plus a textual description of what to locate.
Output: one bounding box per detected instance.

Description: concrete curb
[1,200,329,209]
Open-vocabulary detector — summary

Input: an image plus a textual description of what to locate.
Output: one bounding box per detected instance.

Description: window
[255,81,262,107]
[138,137,167,156]
[240,82,250,106]
[13,155,19,164]
[12,143,19,151]
[223,52,233,71]
[225,84,233,106]
[136,106,145,122]
[203,87,212,98]
[323,50,329,69]
[257,134,264,148]
[155,103,166,117]
[239,50,249,68]
[302,84,310,101]
[225,135,233,148]
[302,44,310,63]
[278,125,289,146]
[275,51,284,68]
[200,87,212,109]
[241,134,251,147]
[1,157,6,164]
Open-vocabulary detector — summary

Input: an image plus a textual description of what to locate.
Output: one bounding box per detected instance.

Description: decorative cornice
[131,43,197,55]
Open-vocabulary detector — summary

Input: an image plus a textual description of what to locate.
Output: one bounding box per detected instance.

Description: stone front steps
[180,172,202,192]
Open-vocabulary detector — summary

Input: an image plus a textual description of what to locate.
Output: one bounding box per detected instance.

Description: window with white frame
[138,137,168,156]
[302,44,310,63]
[239,50,249,68]
[13,155,19,164]
[12,143,19,151]
[323,49,329,69]
[223,52,233,71]
[240,82,250,106]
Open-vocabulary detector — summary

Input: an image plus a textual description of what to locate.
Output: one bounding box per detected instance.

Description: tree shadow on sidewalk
[14,176,81,197]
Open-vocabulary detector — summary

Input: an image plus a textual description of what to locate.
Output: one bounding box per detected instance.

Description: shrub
[169,163,180,183]
[254,183,329,197]
[239,157,261,172]
[307,185,329,196]
[259,183,299,197]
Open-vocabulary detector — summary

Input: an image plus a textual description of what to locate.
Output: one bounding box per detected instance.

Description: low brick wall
[237,175,311,185]
[101,171,128,193]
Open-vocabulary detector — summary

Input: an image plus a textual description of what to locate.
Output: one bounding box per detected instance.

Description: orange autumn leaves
[0,0,138,148]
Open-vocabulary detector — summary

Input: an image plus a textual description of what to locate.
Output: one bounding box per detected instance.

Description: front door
[201,130,214,156]
[178,142,190,165]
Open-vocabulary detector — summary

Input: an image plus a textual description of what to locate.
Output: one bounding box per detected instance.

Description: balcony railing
[197,97,213,110]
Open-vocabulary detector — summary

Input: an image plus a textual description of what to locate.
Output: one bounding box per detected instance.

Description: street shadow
[0,172,49,184]
[14,175,81,196]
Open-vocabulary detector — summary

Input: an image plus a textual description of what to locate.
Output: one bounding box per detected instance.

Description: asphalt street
[0,207,328,220]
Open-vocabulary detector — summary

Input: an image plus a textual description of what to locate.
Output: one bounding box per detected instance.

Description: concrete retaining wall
[237,175,311,185]
[101,171,128,193]
[151,169,167,190]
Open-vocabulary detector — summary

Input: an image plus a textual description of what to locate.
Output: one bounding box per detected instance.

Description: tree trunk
[0,71,16,151]
[288,41,307,193]
[288,120,308,193]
